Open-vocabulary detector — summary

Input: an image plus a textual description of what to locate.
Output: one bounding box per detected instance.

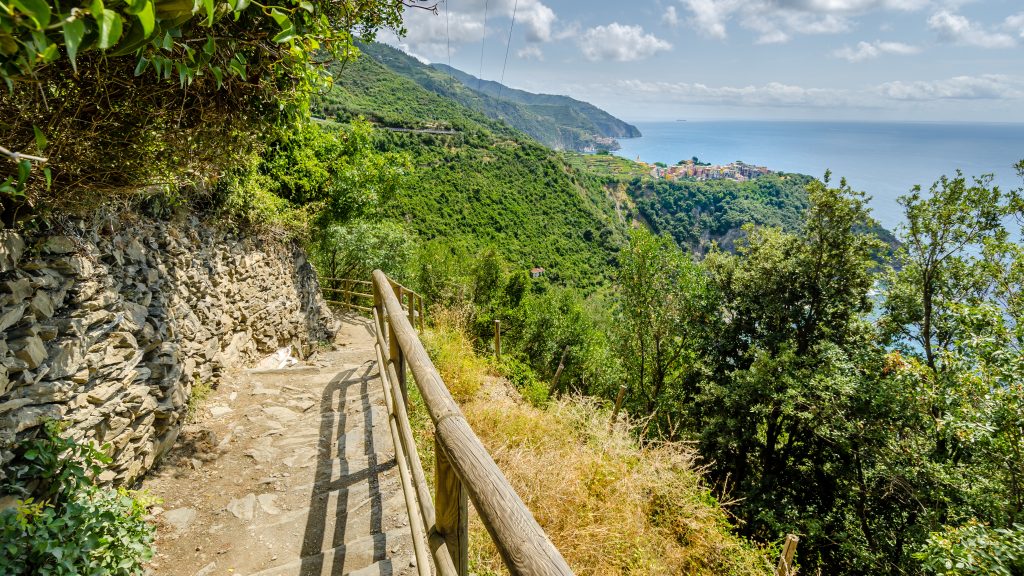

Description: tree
[615,227,713,437]
[694,175,888,571]
[1,0,411,205]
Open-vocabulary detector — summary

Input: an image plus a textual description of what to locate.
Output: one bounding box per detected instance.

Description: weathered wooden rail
[365,270,574,576]
[321,276,425,331]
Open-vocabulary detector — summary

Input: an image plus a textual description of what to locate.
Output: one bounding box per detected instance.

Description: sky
[378,0,1024,122]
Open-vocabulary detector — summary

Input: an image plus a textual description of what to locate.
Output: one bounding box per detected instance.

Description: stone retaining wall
[0,214,335,484]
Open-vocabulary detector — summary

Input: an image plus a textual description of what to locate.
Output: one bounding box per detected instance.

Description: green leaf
[89,0,104,18]
[202,0,214,26]
[271,25,294,43]
[43,166,51,190]
[32,125,46,151]
[17,160,30,186]
[202,34,214,55]
[97,9,122,49]
[0,33,18,56]
[210,65,222,88]
[299,1,313,11]
[62,19,85,72]
[136,1,154,36]
[133,56,148,75]
[268,8,288,25]
[11,0,50,29]
[232,0,249,10]
[39,41,58,62]
[161,30,173,50]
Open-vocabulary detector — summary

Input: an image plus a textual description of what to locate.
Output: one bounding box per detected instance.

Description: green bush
[916,522,1024,575]
[0,422,155,575]
[498,356,549,406]
[0,0,405,211]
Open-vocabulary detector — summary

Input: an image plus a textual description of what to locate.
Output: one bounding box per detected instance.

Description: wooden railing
[321,276,425,331]
[369,269,574,576]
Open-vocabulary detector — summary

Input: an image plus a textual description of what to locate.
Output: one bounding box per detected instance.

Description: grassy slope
[416,313,774,576]
[320,50,630,289]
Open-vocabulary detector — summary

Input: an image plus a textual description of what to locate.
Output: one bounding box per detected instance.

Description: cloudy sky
[379,0,1024,122]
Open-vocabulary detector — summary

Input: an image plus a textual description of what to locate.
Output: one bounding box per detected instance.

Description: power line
[497,0,518,100]
[445,0,453,91]
[477,0,489,92]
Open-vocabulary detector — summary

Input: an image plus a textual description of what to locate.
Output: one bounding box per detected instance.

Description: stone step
[243,529,413,576]
[343,555,417,576]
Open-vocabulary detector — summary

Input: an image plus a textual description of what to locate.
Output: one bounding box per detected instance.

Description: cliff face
[0,213,334,485]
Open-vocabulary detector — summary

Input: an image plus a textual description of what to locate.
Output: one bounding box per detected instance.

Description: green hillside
[314,49,631,289]
[319,42,637,152]
[431,63,641,140]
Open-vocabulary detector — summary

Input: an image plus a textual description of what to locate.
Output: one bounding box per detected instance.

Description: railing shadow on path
[298,360,398,576]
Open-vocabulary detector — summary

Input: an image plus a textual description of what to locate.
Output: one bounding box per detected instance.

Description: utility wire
[497,0,518,100]
[477,0,489,92]
[444,0,453,91]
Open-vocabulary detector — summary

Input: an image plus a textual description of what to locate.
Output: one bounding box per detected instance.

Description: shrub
[0,422,155,575]
[0,0,407,211]
[916,522,1024,576]
[420,307,774,576]
[498,356,549,406]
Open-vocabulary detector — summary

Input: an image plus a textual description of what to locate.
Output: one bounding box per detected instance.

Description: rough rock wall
[0,214,334,484]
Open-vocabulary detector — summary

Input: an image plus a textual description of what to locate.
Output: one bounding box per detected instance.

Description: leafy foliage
[322,42,639,152]
[0,422,155,575]
[0,0,406,214]
[917,522,1024,576]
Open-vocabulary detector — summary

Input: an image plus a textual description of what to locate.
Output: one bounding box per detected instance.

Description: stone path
[142,315,418,576]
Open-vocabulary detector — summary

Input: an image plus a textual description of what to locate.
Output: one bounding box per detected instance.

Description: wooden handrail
[321,276,425,331]
[371,269,573,576]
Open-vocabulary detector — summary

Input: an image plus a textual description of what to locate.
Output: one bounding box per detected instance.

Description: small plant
[185,376,213,423]
[0,422,155,575]
[498,356,550,407]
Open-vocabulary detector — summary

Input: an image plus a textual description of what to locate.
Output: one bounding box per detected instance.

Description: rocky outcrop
[0,214,334,485]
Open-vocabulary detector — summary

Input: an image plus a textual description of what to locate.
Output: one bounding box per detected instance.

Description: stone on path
[162,508,197,532]
[226,493,256,521]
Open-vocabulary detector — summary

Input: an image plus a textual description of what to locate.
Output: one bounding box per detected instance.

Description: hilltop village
[643,158,774,182]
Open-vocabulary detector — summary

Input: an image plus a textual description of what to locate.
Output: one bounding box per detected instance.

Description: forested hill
[332,42,638,152]
[430,63,641,140]
[314,46,632,289]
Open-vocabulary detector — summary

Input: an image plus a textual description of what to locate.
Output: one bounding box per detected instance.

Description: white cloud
[833,40,920,61]
[578,23,672,62]
[1004,12,1024,37]
[389,8,487,60]
[618,79,855,107]
[877,75,1024,100]
[927,10,1016,48]
[614,74,1024,108]
[679,0,926,43]
[663,5,680,27]
[386,0,561,60]
[504,0,557,42]
[517,45,544,60]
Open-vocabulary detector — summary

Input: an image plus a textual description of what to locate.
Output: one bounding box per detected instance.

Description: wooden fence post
[494,320,501,361]
[435,439,468,576]
[407,292,416,328]
[610,384,628,427]
[390,284,407,408]
[550,346,569,393]
[776,534,799,576]
[417,295,425,332]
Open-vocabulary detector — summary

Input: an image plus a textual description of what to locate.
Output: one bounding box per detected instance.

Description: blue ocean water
[614,121,1024,232]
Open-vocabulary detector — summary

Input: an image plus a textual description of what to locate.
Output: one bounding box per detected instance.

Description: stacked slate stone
[0,215,334,485]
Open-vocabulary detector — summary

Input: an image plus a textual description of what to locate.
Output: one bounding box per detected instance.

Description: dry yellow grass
[416,313,774,576]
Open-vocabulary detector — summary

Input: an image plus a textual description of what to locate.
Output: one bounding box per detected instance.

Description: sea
[613,121,1024,233]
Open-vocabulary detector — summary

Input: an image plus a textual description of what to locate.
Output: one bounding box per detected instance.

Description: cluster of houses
[648,159,773,182]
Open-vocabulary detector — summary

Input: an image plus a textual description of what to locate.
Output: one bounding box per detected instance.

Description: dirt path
[142,315,418,576]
